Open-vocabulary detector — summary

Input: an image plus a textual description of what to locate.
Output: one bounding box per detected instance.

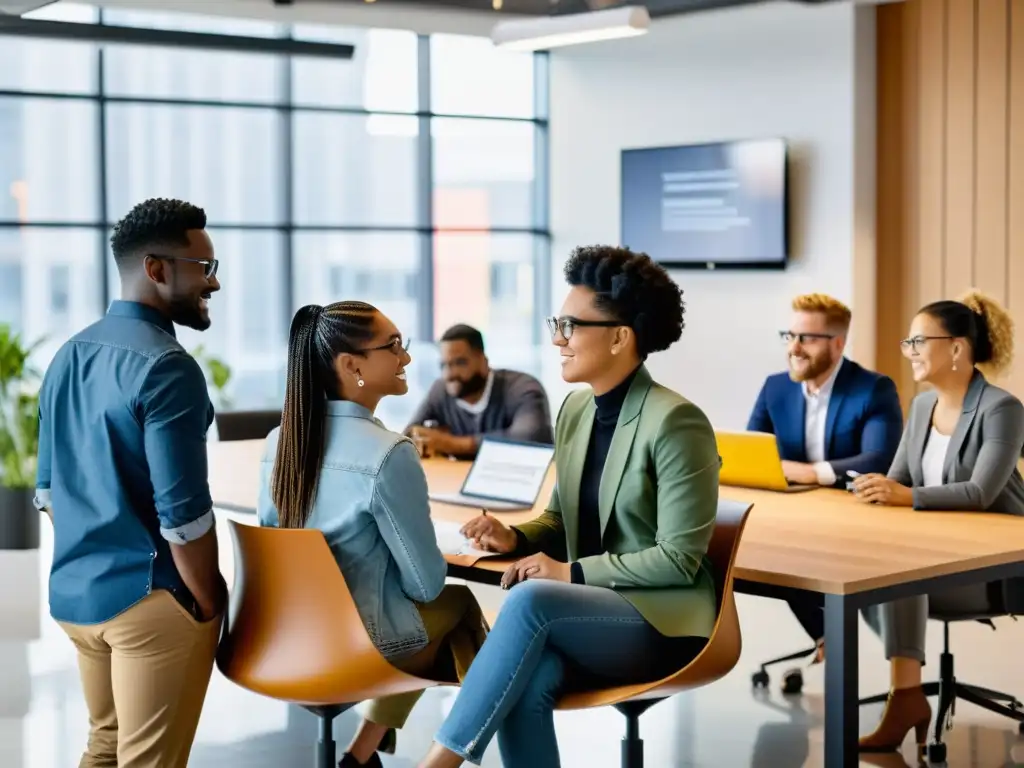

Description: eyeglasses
[779,331,835,345]
[147,253,219,279]
[899,335,953,353]
[545,316,620,341]
[360,337,410,356]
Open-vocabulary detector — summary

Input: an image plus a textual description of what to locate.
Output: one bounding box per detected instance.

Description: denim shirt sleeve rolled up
[139,351,216,544]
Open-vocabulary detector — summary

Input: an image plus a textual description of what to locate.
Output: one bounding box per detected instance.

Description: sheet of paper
[433,520,496,558]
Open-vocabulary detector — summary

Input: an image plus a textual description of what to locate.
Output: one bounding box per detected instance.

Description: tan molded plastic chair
[216,520,442,768]
[555,498,753,768]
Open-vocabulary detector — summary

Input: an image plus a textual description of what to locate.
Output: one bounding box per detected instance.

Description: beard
[788,352,833,383]
[167,293,211,331]
[450,372,488,399]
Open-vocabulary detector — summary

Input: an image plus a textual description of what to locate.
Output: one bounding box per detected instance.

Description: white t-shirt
[921,427,951,487]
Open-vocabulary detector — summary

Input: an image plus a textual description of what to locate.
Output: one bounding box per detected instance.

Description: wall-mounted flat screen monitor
[620,137,789,270]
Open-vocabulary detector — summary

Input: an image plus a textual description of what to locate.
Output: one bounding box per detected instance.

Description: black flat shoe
[339,752,383,768]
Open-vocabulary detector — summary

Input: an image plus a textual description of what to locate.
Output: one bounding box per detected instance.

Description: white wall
[546,0,877,429]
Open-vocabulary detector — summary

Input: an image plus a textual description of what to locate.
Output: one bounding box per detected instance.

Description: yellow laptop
[715,430,818,493]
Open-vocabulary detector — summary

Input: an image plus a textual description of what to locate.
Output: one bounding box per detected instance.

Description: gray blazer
[888,370,1024,515]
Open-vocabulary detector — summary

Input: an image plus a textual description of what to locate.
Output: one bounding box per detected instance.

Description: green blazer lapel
[598,366,652,538]
[561,398,594,561]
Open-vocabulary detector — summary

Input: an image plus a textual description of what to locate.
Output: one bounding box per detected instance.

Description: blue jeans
[433,580,707,767]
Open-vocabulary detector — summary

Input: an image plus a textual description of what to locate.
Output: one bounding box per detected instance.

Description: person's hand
[781,460,818,485]
[460,512,518,554]
[410,426,471,457]
[500,553,571,589]
[851,473,914,506]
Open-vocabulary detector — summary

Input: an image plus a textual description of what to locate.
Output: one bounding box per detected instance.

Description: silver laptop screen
[461,440,554,504]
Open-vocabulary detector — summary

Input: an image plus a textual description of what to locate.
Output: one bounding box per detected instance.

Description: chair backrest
[215,409,282,442]
[217,521,431,706]
[707,497,750,615]
[557,498,753,710]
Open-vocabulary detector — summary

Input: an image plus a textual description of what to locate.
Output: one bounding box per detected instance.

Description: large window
[0,4,549,431]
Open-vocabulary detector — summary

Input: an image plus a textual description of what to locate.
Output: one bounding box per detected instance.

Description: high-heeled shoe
[339,752,383,768]
[858,686,932,759]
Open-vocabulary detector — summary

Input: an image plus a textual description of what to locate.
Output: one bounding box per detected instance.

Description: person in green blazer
[417,246,721,768]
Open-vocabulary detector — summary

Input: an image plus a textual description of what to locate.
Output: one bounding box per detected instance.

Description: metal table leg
[824,594,858,768]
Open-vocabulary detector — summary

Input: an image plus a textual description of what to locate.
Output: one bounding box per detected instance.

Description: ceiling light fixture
[491,4,650,52]
[0,0,58,14]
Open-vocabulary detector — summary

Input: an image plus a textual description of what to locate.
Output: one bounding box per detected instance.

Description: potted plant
[0,324,43,550]
[192,345,233,411]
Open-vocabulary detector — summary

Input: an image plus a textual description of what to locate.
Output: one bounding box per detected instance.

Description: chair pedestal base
[614,699,662,768]
[304,704,353,768]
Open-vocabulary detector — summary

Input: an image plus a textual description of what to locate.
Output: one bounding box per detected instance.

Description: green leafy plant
[192,345,233,410]
[0,325,44,490]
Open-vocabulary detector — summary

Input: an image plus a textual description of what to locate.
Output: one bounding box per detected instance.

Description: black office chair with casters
[215,409,282,442]
[751,642,820,695]
[858,578,1024,764]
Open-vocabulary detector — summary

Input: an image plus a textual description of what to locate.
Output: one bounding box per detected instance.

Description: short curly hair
[110,198,207,264]
[563,245,684,359]
[920,289,1015,378]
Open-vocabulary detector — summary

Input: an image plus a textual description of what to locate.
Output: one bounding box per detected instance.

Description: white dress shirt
[802,358,844,486]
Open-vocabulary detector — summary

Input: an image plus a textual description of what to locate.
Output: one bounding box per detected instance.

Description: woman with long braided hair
[257,301,488,768]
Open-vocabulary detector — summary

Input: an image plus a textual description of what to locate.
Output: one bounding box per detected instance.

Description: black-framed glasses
[779,331,835,345]
[545,316,620,341]
[147,253,219,279]
[899,335,953,353]
[360,337,411,356]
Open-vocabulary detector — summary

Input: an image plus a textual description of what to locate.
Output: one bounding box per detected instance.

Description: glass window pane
[292,230,424,430]
[106,229,288,411]
[292,112,419,226]
[430,34,534,118]
[0,36,96,94]
[0,227,103,364]
[291,26,418,113]
[432,118,534,229]
[105,104,283,226]
[103,45,283,104]
[0,98,100,223]
[433,232,539,375]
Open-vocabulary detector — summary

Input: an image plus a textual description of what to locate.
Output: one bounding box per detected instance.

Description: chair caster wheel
[781,669,803,695]
[751,670,769,689]
[928,742,947,763]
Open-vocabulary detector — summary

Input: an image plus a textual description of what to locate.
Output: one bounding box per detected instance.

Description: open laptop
[428,437,555,511]
[715,430,818,493]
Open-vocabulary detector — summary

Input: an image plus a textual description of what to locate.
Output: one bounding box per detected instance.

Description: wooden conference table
[207,439,1024,768]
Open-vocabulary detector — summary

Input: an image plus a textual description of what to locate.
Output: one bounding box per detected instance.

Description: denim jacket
[257,400,447,658]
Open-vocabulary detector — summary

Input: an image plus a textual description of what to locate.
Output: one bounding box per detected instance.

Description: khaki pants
[58,589,222,768]
[364,584,483,729]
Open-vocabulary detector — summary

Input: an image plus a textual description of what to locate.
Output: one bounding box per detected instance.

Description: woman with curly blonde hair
[850,289,1024,755]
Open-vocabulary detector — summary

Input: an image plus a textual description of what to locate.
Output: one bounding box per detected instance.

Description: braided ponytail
[272,301,378,529]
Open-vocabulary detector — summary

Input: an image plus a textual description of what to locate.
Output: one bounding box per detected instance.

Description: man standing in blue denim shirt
[34,198,227,768]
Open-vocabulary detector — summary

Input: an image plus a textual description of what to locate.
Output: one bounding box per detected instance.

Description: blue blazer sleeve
[827,376,904,480]
[747,380,774,434]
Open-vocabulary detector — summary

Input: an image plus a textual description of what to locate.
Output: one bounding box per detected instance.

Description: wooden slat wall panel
[1008,3,1024,397]
[917,0,948,308]
[943,0,976,296]
[875,0,1024,404]
[974,0,1009,306]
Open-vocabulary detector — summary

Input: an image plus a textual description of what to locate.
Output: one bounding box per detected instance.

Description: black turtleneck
[569,366,640,584]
